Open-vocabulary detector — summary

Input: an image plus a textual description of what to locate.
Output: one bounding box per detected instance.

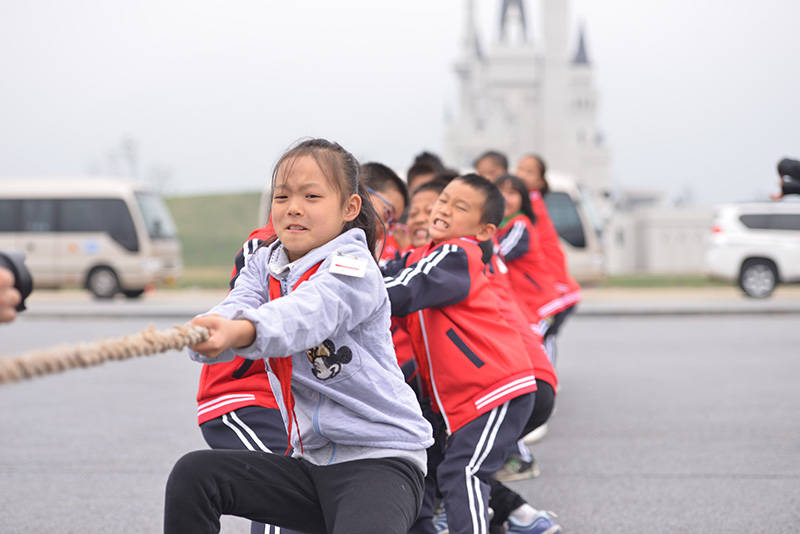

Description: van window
[740,213,800,231]
[135,192,177,239]
[59,198,139,252]
[0,199,20,231]
[544,192,586,248]
[21,199,56,232]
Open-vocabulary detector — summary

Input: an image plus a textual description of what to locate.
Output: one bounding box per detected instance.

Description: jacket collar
[266,228,368,285]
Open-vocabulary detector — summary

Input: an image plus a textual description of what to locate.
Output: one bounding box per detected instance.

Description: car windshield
[577,187,603,236]
[135,192,178,239]
[544,192,586,248]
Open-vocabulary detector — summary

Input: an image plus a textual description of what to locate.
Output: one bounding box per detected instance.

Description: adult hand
[0,268,22,323]
[189,314,256,358]
[769,178,783,200]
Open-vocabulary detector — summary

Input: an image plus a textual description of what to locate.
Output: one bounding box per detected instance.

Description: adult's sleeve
[777,158,800,180]
[498,221,530,262]
[782,177,800,196]
[383,244,471,316]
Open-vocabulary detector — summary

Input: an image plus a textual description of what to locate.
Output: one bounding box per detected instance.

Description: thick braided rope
[0,324,209,385]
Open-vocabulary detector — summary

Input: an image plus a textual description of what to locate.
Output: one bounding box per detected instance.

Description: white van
[543,172,605,284]
[0,178,182,298]
[706,200,800,298]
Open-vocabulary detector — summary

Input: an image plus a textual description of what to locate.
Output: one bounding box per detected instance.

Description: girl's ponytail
[343,181,379,261]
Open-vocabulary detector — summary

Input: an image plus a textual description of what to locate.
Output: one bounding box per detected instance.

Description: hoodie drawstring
[267,262,322,455]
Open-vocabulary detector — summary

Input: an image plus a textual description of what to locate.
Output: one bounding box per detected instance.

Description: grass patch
[164,193,727,291]
[174,266,234,289]
[166,192,263,268]
[599,274,728,288]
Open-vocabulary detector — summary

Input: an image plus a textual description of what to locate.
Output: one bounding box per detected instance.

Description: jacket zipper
[419,310,451,434]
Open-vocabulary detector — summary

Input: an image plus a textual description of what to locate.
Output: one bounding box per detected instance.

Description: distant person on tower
[772,158,800,199]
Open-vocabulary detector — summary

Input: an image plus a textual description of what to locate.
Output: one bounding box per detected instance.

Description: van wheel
[87,267,120,299]
[122,289,145,299]
[738,259,777,298]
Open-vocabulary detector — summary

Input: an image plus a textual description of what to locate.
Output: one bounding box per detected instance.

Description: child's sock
[509,503,537,525]
[516,440,533,462]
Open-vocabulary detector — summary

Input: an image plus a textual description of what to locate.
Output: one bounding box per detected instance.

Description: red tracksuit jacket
[484,239,558,391]
[497,212,565,320]
[529,190,581,309]
[195,224,278,424]
[383,237,537,433]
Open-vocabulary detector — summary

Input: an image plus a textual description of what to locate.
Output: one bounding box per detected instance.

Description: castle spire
[499,0,528,44]
[462,0,483,58]
[572,24,590,65]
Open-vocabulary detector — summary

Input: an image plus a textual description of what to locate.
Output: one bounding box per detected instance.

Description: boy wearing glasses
[360,162,409,263]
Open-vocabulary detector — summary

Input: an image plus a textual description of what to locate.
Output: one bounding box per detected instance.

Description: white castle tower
[444,0,611,196]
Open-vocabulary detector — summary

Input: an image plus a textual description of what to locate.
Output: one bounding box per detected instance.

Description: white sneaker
[522,423,548,444]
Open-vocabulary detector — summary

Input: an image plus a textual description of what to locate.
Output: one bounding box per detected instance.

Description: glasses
[365,186,396,227]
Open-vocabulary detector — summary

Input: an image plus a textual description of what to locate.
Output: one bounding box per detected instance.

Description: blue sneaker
[433,505,448,534]
[506,510,562,534]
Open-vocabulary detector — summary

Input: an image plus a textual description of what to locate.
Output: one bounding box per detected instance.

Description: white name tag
[329,253,368,278]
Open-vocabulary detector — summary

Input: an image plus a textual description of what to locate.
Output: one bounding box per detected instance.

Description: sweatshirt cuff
[229,308,270,358]
[187,347,237,364]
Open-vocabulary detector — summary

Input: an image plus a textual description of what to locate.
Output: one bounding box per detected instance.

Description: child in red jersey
[495,174,565,332]
[515,155,580,362]
[394,178,458,394]
[383,174,543,534]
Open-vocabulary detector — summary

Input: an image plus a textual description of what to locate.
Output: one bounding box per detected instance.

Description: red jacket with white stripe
[497,213,565,320]
[195,224,278,425]
[529,191,581,307]
[379,233,402,264]
[382,237,537,433]
[484,241,558,391]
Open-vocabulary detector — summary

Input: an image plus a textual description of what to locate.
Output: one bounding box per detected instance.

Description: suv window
[543,192,586,248]
[740,213,800,231]
[59,198,139,252]
[771,214,800,230]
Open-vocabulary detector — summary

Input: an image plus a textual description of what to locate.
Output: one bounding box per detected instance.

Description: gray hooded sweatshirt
[189,228,433,473]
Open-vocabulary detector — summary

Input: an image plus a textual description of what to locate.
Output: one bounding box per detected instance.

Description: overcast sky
[1,0,798,205]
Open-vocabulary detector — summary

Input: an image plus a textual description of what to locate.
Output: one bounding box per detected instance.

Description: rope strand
[0,324,209,385]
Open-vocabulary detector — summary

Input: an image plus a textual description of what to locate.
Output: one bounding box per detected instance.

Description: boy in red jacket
[383,174,549,534]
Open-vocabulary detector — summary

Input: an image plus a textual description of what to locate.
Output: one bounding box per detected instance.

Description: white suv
[706,200,800,298]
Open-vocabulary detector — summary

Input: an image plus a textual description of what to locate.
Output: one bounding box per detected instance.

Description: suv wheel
[87,267,120,299]
[738,259,777,299]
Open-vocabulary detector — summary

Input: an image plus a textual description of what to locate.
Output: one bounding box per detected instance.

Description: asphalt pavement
[1,296,799,532]
[523,314,800,532]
